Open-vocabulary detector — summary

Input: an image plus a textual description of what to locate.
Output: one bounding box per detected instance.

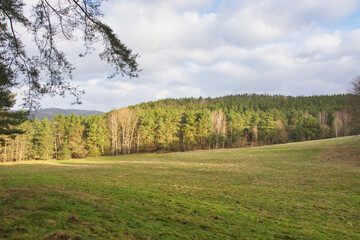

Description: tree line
[0,94,355,162]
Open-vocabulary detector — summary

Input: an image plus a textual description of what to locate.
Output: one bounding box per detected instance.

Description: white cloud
[15,0,360,111]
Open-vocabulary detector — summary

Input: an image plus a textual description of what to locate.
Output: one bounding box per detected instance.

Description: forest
[0,94,354,162]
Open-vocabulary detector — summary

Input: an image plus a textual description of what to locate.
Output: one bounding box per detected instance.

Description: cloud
[15,0,360,111]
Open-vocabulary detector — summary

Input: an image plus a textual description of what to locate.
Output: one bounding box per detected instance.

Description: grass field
[0,136,359,239]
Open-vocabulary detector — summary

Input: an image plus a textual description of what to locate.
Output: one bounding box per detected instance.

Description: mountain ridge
[30,108,103,120]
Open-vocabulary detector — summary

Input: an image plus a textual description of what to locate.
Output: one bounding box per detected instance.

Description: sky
[17,0,360,112]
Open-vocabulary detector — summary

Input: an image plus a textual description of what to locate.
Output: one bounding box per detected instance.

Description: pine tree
[195,109,212,149]
[226,110,245,148]
[31,118,54,160]
[85,115,109,156]
[162,109,181,151]
[68,114,87,158]
[181,110,197,150]
[302,115,321,140]
[0,56,28,138]
[258,115,276,145]
[139,109,156,152]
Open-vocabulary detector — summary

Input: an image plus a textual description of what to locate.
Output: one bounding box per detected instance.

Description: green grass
[0,136,359,239]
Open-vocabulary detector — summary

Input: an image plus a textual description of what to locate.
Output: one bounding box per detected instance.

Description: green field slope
[0,136,359,239]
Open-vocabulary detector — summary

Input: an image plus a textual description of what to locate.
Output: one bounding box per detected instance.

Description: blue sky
[19,0,360,112]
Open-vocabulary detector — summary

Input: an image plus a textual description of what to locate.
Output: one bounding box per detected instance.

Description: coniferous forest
[0,94,355,162]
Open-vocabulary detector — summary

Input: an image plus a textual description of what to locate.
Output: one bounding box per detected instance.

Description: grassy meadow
[0,136,359,239]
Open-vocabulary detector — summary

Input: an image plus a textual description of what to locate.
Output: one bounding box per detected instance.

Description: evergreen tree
[68,114,87,158]
[139,109,156,152]
[154,108,166,148]
[302,116,321,140]
[31,118,54,160]
[291,122,303,142]
[181,110,197,150]
[0,56,28,138]
[226,110,245,148]
[195,109,212,149]
[258,115,276,145]
[163,109,181,151]
[58,140,70,160]
[85,115,109,157]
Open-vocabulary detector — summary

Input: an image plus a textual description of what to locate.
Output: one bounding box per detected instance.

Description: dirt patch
[43,231,82,240]
[45,219,58,225]
[67,213,81,223]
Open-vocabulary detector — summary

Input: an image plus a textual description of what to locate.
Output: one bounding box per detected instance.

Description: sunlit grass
[0,136,359,239]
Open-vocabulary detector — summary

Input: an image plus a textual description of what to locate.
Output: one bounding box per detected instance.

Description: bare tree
[348,77,360,134]
[110,108,138,155]
[211,110,226,149]
[107,110,119,156]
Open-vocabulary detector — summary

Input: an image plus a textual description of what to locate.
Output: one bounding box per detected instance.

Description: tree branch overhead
[0,0,140,110]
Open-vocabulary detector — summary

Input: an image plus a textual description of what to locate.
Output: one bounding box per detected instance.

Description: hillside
[0,136,359,239]
[1,94,355,162]
[30,108,103,120]
[133,94,347,114]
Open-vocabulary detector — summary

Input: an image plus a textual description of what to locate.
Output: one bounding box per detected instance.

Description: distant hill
[133,94,348,115]
[30,108,103,120]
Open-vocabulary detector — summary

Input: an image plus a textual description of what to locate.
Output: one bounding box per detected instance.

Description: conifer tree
[302,115,321,140]
[139,109,156,152]
[85,114,109,156]
[195,109,212,149]
[0,56,28,138]
[31,118,54,159]
[181,110,197,150]
[68,114,87,158]
[226,110,245,148]
[154,108,166,149]
[162,109,181,151]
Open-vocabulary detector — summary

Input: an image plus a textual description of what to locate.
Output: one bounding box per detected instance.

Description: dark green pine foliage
[31,118,54,160]
[138,109,156,152]
[226,110,245,148]
[154,108,166,149]
[258,115,276,145]
[58,140,70,160]
[0,57,28,138]
[0,93,352,161]
[85,114,109,157]
[181,110,197,151]
[195,109,212,149]
[68,114,87,158]
[135,94,346,115]
[302,115,321,140]
[162,108,181,151]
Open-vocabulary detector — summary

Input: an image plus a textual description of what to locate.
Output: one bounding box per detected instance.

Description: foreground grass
[0,137,359,239]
